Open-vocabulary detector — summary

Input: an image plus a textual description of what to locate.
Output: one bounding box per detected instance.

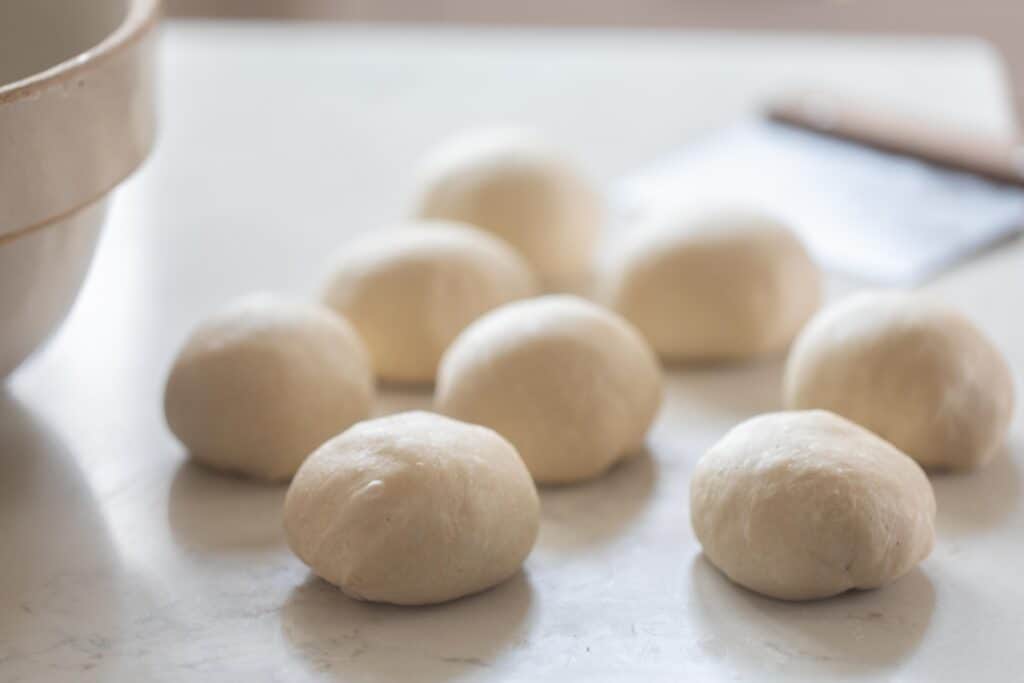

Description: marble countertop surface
[2,21,1022,682]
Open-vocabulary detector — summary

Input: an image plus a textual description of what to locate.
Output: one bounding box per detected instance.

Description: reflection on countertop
[0,392,126,680]
[282,571,535,682]
[690,554,936,676]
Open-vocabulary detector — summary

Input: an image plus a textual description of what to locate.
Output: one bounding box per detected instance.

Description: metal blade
[614,119,1024,284]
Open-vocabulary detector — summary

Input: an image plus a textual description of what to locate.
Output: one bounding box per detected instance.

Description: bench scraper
[614,93,1024,284]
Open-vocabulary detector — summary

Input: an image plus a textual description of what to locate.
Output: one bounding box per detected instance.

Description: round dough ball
[691,410,936,601]
[164,294,374,481]
[435,295,663,484]
[321,221,536,383]
[784,291,1014,471]
[284,411,540,605]
[606,209,821,361]
[411,128,601,290]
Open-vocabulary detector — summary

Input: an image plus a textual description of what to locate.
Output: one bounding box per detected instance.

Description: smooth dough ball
[606,209,821,361]
[435,295,663,484]
[691,410,936,601]
[164,294,374,481]
[321,221,536,383]
[284,411,540,605]
[411,128,601,290]
[784,290,1014,471]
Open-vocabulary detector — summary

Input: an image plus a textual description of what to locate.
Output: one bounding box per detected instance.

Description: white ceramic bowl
[0,0,159,378]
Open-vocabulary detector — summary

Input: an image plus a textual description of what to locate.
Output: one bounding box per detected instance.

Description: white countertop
[2,22,1022,682]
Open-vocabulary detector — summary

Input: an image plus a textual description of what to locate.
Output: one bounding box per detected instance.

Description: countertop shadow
[690,554,935,677]
[0,391,124,679]
[931,441,1020,537]
[537,448,658,553]
[281,571,534,682]
[665,357,786,419]
[167,459,287,554]
[373,383,434,417]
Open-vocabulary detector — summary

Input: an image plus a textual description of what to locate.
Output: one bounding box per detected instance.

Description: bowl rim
[0,0,161,104]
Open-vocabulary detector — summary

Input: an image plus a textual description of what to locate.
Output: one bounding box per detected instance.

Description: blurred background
[165,0,1024,136]
[165,0,1023,131]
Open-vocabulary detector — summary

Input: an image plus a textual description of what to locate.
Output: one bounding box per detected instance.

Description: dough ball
[284,411,539,605]
[784,291,1014,471]
[436,295,662,484]
[606,209,821,361]
[321,221,536,383]
[411,128,601,290]
[691,410,935,601]
[164,294,374,481]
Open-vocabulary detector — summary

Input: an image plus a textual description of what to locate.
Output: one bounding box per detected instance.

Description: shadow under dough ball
[411,127,601,291]
[691,410,936,601]
[784,290,1014,471]
[283,411,540,606]
[435,294,663,485]
[163,293,375,482]
[321,221,536,384]
[606,209,821,362]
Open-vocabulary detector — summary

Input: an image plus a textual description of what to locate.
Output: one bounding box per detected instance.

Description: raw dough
[691,410,936,601]
[164,293,374,481]
[784,290,1014,471]
[284,411,539,605]
[321,221,536,383]
[606,209,820,361]
[411,128,601,290]
[435,295,662,484]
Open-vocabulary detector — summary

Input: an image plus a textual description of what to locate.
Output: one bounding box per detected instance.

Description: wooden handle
[765,93,1024,188]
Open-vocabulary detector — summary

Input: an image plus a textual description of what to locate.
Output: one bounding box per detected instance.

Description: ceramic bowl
[0,0,159,378]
